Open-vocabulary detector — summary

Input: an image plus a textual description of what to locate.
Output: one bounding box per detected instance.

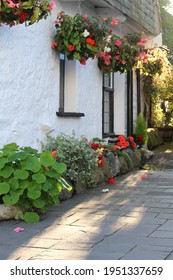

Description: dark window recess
[136,69,141,115]
[127,70,133,136]
[102,73,114,137]
[56,53,85,118]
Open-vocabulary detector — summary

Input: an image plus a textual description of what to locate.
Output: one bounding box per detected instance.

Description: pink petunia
[115,40,122,47]
[141,173,148,179]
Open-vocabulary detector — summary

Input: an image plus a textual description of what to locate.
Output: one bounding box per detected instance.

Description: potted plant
[51,11,119,65]
[0,0,56,27]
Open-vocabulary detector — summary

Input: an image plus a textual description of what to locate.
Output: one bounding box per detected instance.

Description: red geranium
[138,135,144,141]
[19,12,28,20]
[68,45,75,51]
[108,178,116,184]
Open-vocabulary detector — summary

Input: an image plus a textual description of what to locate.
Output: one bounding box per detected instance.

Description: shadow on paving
[1,146,173,260]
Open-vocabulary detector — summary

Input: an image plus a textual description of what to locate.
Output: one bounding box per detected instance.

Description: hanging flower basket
[136,47,170,76]
[0,0,56,27]
[51,11,119,65]
[98,33,147,73]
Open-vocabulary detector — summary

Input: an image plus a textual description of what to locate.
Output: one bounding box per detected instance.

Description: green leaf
[21,0,33,9]
[3,193,20,205]
[53,162,67,174]
[40,152,55,167]
[32,173,46,184]
[0,158,8,169]
[33,199,45,209]
[23,212,40,223]
[14,169,29,180]
[21,156,41,173]
[0,166,14,178]
[30,7,40,24]
[9,178,19,190]
[8,151,27,161]
[58,177,72,191]
[15,210,24,221]
[20,180,29,190]
[0,182,10,194]
[21,147,38,155]
[42,181,52,191]
[27,183,41,199]
[52,196,60,205]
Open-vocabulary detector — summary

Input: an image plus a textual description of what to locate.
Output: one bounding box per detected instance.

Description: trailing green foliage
[44,134,98,189]
[0,143,71,223]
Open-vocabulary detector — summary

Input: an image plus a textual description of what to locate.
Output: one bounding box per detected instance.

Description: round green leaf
[42,181,52,191]
[21,155,41,173]
[0,166,14,178]
[27,190,41,199]
[33,199,45,209]
[8,151,27,161]
[53,162,67,174]
[9,178,19,190]
[14,169,29,180]
[3,193,19,205]
[0,158,8,169]
[40,152,55,167]
[23,212,40,223]
[32,173,46,184]
[0,182,10,194]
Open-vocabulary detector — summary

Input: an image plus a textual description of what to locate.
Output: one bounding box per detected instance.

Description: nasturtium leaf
[42,181,52,191]
[0,182,10,194]
[0,166,14,178]
[32,173,46,184]
[21,156,41,172]
[3,193,19,205]
[14,169,29,180]
[23,212,40,223]
[27,183,41,199]
[27,190,41,199]
[33,199,45,209]
[9,178,19,190]
[40,152,55,167]
[52,162,67,174]
[30,7,40,24]
[52,196,60,205]
[20,179,29,189]
[0,158,8,169]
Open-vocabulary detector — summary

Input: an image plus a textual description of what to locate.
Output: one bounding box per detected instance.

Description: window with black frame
[102,73,114,137]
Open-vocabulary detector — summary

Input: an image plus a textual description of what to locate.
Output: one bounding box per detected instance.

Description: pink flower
[141,173,147,179]
[121,60,126,64]
[14,227,24,233]
[47,1,56,10]
[111,19,119,26]
[137,37,148,46]
[83,14,88,20]
[115,40,122,47]
[51,41,58,49]
[115,55,120,60]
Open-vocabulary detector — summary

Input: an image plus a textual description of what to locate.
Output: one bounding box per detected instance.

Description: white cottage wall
[114,72,126,135]
[0,2,103,150]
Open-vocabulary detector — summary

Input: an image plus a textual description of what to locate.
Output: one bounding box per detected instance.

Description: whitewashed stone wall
[0,2,104,150]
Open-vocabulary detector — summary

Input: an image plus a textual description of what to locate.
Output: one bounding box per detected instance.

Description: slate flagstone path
[1,155,173,260]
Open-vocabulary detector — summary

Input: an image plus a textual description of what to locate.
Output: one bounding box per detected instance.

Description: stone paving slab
[1,169,173,260]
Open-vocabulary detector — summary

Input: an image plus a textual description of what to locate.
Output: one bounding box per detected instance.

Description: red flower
[90,142,100,150]
[19,12,28,20]
[98,160,103,167]
[99,154,104,160]
[128,136,134,142]
[86,38,96,45]
[138,135,143,141]
[68,45,75,51]
[51,150,57,157]
[108,178,116,184]
[51,41,58,49]
[80,57,87,65]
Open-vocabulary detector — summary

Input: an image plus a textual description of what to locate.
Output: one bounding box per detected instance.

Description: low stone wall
[147,128,163,150]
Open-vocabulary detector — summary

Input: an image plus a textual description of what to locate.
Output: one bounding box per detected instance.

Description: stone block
[118,157,129,174]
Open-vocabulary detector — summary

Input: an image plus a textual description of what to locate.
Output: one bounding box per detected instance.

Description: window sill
[56,112,85,118]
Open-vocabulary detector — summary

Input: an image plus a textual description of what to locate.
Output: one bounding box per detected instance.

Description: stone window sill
[56,112,85,118]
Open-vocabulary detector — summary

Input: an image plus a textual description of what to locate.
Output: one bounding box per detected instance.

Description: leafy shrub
[44,134,98,189]
[134,113,148,145]
[0,143,71,223]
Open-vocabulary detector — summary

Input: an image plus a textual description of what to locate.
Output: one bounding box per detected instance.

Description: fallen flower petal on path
[14,227,24,232]
[101,189,109,193]
[141,173,148,179]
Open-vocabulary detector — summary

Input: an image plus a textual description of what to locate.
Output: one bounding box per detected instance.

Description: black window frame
[102,73,115,138]
[56,54,85,118]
